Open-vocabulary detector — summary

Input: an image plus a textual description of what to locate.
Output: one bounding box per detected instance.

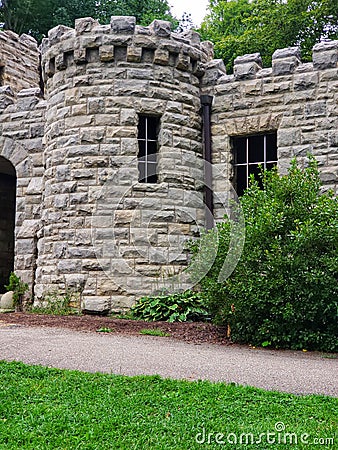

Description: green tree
[0,0,177,42]
[199,0,338,73]
[190,157,338,352]
[0,0,96,41]
[96,0,177,27]
[0,0,45,36]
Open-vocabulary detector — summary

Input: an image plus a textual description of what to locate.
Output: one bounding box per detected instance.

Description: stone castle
[0,16,337,312]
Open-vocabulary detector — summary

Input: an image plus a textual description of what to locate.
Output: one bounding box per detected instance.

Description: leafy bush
[130,290,209,323]
[191,157,338,352]
[5,272,29,311]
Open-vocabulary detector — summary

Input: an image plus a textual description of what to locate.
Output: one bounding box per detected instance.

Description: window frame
[137,115,160,184]
[232,132,278,195]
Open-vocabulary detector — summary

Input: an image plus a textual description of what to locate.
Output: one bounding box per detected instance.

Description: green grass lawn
[0,361,336,449]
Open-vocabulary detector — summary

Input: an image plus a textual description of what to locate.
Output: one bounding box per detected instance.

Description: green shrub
[191,157,338,352]
[5,272,29,311]
[130,290,210,322]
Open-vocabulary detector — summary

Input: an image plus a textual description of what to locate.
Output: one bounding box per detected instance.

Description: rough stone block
[26,177,43,195]
[57,260,82,273]
[272,56,300,75]
[234,52,262,66]
[293,73,318,90]
[16,220,40,238]
[154,48,170,65]
[110,16,136,34]
[74,47,87,64]
[127,46,142,63]
[15,238,36,254]
[82,296,110,314]
[0,291,14,309]
[278,129,301,146]
[0,89,14,109]
[149,20,171,37]
[200,41,214,61]
[272,46,301,60]
[99,45,114,62]
[176,54,190,70]
[48,25,74,45]
[75,17,99,35]
[234,62,261,80]
[0,85,14,97]
[19,33,38,48]
[65,274,87,292]
[304,101,327,118]
[313,41,338,70]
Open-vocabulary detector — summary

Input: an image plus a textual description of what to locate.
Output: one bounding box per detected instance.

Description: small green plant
[109,311,134,320]
[5,272,29,311]
[30,288,81,316]
[130,290,209,323]
[96,327,114,333]
[321,353,337,360]
[139,329,171,337]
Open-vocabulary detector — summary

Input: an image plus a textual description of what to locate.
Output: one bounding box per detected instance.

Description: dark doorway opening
[0,157,16,293]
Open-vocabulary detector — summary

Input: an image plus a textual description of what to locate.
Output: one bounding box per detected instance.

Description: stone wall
[0,87,46,294]
[0,27,45,296]
[36,17,214,311]
[0,17,337,312]
[203,42,338,218]
[0,31,40,94]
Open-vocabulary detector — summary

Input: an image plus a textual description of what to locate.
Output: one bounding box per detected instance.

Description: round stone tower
[37,16,214,313]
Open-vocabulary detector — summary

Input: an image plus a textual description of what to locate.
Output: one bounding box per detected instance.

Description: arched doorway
[0,156,16,293]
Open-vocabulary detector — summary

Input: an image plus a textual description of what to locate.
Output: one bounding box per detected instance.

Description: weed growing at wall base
[30,288,81,315]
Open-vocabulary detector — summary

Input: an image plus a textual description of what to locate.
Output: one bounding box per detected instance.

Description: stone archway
[0,156,16,293]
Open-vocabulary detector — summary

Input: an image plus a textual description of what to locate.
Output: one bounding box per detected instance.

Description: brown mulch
[0,312,230,346]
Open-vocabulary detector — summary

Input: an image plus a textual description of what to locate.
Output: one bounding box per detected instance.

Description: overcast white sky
[169,0,210,27]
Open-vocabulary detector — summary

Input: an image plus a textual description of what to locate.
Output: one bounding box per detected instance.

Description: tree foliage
[96,0,175,28]
[190,157,338,352]
[0,0,177,42]
[199,0,338,73]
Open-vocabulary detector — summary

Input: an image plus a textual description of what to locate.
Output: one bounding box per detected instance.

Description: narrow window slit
[137,116,160,183]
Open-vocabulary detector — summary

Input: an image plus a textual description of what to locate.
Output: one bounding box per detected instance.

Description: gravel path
[0,324,337,397]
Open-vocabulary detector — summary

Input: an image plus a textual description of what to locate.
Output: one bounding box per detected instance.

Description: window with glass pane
[137,116,160,183]
[232,132,277,196]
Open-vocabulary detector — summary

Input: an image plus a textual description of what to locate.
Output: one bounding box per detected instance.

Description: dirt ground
[0,312,230,345]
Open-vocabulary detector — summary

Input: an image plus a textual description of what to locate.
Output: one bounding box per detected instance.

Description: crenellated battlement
[202,40,338,87]
[41,16,214,82]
